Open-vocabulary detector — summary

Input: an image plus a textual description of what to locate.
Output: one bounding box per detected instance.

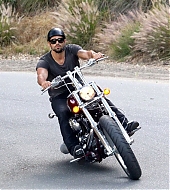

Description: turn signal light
[103,88,110,95]
[73,106,80,113]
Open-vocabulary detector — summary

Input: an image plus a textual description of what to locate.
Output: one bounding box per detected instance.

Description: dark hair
[47,28,66,41]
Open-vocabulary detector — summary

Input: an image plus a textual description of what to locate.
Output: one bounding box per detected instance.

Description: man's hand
[91,51,104,60]
[41,81,51,90]
[77,49,104,60]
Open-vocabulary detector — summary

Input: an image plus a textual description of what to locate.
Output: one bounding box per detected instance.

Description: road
[0,72,169,189]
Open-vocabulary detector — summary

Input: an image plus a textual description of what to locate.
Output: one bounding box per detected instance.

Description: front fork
[90,82,134,145]
[81,99,134,157]
[82,107,113,156]
[101,98,134,145]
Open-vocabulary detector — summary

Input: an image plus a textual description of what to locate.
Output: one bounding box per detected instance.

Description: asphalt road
[0,72,169,189]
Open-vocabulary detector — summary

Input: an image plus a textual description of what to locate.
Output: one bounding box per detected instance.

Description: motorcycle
[42,57,142,180]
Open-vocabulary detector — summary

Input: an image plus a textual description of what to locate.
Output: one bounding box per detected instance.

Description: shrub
[0,3,16,47]
[132,5,170,60]
[96,0,168,15]
[0,0,61,15]
[11,11,56,55]
[51,0,100,49]
[20,0,61,14]
[110,22,140,60]
[96,11,142,60]
[95,0,169,22]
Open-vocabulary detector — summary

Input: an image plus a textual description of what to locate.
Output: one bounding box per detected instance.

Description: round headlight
[79,86,95,101]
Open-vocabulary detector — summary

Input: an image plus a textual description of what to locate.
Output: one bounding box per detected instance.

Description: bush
[96,11,142,60]
[95,0,169,23]
[110,22,140,60]
[20,0,61,14]
[0,0,61,15]
[96,0,168,15]
[51,0,100,49]
[10,11,56,55]
[132,5,170,60]
[0,3,16,47]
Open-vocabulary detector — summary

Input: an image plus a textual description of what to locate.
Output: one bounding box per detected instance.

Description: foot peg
[70,157,83,163]
[129,126,141,136]
[48,113,56,119]
[70,154,85,163]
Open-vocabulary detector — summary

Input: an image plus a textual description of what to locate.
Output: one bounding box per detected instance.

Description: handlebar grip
[96,56,109,62]
[41,86,51,94]
[41,76,63,94]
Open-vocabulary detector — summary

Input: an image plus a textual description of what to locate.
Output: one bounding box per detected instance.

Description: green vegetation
[51,0,100,49]
[0,3,16,47]
[96,11,142,60]
[109,21,140,61]
[132,5,170,60]
[0,0,169,63]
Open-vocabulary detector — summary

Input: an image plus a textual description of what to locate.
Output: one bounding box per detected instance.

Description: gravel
[0,54,169,81]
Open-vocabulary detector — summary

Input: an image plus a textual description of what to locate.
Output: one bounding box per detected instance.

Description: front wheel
[99,115,142,180]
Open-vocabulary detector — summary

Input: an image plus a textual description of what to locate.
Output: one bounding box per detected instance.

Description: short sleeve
[67,44,82,55]
[36,58,49,71]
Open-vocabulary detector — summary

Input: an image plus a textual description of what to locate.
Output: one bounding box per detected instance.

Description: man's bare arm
[37,68,51,89]
[77,50,103,60]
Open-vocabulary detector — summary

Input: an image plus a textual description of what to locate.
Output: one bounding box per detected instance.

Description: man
[36,28,139,159]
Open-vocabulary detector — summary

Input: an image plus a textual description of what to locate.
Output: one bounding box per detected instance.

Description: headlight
[79,86,95,101]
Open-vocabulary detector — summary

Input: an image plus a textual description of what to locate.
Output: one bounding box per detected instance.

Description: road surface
[0,72,169,189]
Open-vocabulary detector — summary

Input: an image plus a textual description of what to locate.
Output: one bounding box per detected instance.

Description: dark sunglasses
[49,38,65,44]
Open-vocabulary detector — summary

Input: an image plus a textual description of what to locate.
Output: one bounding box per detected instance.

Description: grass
[132,5,170,61]
[0,0,169,63]
[0,3,16,47]
[96,5,170,62]
[96,11,142,60]
[109,22,140,60]
[51,0,100,49]
[4,11,55,55]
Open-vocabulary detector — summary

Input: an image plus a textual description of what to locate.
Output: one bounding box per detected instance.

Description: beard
[53,45,65,53]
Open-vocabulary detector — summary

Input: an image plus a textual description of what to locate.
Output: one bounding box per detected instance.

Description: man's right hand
[41,81,51,90]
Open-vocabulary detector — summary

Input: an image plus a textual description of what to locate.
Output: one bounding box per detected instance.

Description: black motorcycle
[42,57,142,180]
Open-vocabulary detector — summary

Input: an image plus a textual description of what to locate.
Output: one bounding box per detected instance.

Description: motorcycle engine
[69,118,81,132]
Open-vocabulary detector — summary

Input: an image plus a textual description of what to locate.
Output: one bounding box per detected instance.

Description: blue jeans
[51,94,128,155]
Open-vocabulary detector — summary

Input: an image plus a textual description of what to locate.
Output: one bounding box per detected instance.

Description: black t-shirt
[36,44,82,97]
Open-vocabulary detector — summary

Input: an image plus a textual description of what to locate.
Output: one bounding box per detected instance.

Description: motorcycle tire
[99,115,142,180]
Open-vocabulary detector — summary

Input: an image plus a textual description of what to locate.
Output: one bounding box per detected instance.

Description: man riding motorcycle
[36,28,139,159]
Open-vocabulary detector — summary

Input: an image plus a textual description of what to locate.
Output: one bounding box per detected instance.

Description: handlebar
[41,56,108,94]
[41,76,64,94]
[80,56,108,69]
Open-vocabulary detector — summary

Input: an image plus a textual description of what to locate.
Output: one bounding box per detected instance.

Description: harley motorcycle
[42,57,142,180]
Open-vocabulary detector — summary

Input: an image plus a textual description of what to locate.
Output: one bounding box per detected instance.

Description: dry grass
[1,0,169,63]
[132,5,170,61]
[51,0,99,48]
[0,3,17,47]
[6,11,58,55]
[95,11,144,58]
[2,0,100,55]
[95,4,170,62]
[0,3,57,55]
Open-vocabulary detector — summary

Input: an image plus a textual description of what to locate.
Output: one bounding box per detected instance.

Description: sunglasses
[49,38,65,44]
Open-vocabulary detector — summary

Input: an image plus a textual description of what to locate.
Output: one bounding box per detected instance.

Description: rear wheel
[99,115,142,180]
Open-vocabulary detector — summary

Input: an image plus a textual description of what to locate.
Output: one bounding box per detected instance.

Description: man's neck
[51,50,65,65]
